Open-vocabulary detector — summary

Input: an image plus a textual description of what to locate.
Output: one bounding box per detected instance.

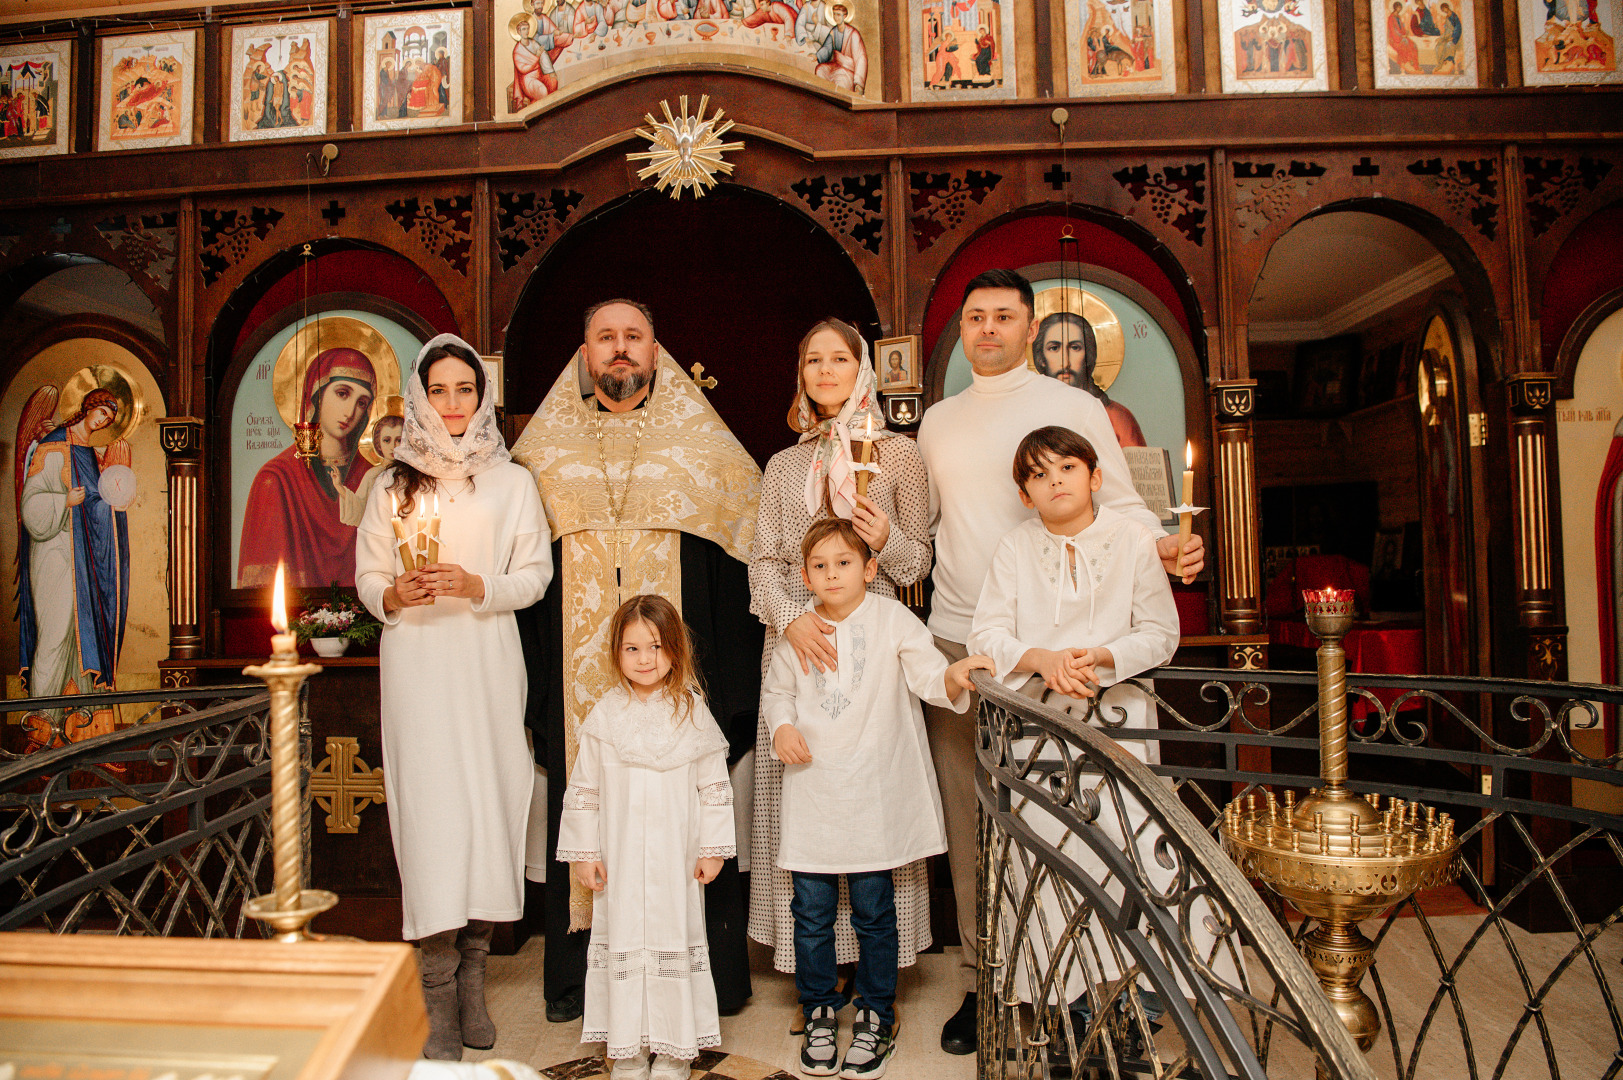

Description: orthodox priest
[512,299,763,1023]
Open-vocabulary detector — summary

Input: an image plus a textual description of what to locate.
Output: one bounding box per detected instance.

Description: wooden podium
[0,933,427,1080]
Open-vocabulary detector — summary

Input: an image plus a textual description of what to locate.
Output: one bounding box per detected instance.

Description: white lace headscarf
[392,333,510,480]
[794,327,889,519]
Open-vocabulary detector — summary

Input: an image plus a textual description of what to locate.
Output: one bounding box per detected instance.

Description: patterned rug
[541,1051,791,1079]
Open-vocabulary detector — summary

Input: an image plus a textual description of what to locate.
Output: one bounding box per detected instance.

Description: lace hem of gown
[593,1034,722,1060]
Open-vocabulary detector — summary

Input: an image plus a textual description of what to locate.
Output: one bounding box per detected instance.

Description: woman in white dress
[356,334,554,1060]
[747,318,935,975]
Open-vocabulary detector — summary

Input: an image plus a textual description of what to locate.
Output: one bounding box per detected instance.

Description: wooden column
[158,418,206,662]
[1213,381,1262,634]
[1507,374,1566,678]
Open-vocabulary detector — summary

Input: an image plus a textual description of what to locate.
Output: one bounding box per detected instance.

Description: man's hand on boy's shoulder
[774,723,813,764]
[945,654,995,702]
[1158,533,1204,584]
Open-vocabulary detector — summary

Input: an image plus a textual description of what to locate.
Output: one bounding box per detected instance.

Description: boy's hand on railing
[1024,647,1096,698]
[570,860,608,892]
[945,654,996,703]
[774,723,813,764]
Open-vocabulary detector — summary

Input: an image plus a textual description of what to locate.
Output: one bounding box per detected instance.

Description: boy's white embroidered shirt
[967,506,1180,759]
[761,593,963,874]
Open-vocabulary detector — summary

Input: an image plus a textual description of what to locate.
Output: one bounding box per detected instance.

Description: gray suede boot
[456,919,497,1050]
[419,929,463,1060]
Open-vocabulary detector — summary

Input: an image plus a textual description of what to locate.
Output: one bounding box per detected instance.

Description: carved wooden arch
[1,313,169,408]
[0,248,175,357]
[1554,285,1623,400]
[191,190,477,371]
[489,138,890,323]
[916,202,1210,370]
[0,209,178,324]
[1237,197,1506,383]
[201,236,460,410]
[1523,176,1623,305]
[501,178,884,360]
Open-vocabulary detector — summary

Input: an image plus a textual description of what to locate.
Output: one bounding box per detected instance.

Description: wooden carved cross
[308,736,387,834]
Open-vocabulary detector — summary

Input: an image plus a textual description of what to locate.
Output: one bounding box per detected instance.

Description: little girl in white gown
[558,594,737,1080]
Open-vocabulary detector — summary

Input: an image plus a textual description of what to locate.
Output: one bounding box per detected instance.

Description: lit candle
[1177,441,1195,580]
[425,491,441,565]
[856,413,875,499]
[390,491,415,572]
[270,562,296,658]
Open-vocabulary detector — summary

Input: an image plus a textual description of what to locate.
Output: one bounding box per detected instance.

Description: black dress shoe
[940,991,977,1055]
[545,986,584,1023]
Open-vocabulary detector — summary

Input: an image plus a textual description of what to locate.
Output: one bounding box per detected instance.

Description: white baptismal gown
[557,687,737,1060]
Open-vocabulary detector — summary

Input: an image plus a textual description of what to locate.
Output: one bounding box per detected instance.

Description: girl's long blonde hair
[608,594,703,724]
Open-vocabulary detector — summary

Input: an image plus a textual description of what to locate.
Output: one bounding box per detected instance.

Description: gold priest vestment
[512,348,760,932]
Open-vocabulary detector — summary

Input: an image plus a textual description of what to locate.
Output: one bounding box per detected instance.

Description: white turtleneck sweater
[917,365,1165,644]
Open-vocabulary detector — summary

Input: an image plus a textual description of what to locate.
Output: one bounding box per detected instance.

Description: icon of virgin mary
[238,348,377,588]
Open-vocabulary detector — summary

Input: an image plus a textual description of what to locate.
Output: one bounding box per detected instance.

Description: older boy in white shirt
[763,518,991,1079]
[970,424,1230,1037]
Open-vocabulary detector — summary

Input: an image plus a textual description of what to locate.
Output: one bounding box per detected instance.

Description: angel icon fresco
[13,368,140,753]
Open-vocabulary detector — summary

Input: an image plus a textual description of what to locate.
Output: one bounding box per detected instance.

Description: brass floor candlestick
[1222,589,1460,1068]
[243,647,338,943]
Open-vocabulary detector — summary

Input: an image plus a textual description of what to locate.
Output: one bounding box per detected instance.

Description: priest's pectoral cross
[609,527,627,601]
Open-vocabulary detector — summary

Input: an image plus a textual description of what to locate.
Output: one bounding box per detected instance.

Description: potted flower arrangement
[293,586,382,657]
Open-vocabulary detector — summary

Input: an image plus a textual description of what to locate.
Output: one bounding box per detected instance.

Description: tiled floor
[472,941,977,1080]
[471,912,1623,1079]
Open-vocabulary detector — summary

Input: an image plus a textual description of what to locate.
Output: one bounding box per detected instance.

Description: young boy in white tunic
[763,518,993,1079]
[967,425,1186,1037]
[557,595,737,1080]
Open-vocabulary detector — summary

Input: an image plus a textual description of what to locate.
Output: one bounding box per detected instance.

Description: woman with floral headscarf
[746,317,934,975]
[354,334,553,1060]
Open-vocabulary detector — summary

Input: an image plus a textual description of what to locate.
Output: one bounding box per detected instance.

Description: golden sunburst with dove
[626,96,745,200]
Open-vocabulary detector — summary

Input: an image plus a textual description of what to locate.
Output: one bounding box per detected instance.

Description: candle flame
[271,561,287,633]
[434,491,440,516]
[1186,440,1193,469]
[864,414,873,439]
[390,489,399,519]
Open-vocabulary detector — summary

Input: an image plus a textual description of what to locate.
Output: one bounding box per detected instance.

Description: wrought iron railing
[975,671,1374,1079]
[976,664,1623,1079]
[0,685,278,937]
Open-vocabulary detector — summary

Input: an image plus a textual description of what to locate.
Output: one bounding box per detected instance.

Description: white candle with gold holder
[243,561,337,943]
[1221,586,1460,1070]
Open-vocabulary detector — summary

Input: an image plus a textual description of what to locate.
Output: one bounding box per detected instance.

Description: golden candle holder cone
[1221,588,1461,1069]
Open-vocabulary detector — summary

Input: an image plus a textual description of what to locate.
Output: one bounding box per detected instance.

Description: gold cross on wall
[308,736,387,834]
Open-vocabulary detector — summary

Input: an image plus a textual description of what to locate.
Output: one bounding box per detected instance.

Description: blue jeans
[791,869,897,1029]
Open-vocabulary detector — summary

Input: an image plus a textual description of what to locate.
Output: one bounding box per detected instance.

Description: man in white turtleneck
[917,268,1204,1055]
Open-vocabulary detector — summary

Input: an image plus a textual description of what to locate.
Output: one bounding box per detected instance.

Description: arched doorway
[1245,206,1497,685]
[504,185,882,467]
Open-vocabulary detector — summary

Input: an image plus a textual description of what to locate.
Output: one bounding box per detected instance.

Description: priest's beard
[595,353,653,403]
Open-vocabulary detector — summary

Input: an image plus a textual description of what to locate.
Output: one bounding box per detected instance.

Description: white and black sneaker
[799,1005,840,1076]
[839,1008,896,1079]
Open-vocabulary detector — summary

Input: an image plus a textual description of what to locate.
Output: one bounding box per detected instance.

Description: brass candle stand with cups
[1221,587,1460,1066]
[242,563,339,943]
